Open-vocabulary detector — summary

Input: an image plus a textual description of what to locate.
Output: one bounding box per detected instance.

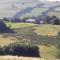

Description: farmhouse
[26,19,36,23]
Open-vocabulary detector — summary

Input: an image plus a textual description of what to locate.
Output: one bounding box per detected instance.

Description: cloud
[47,0,60,1]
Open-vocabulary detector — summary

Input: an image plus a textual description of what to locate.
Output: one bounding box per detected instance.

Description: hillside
[0,23,59,60]
[0,1,60,19]
[0,0,60,60]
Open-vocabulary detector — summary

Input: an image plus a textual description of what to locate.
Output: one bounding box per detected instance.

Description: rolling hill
[0,0,60,19]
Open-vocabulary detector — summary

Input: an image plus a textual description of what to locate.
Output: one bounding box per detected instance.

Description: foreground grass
[0,23,60,60]
[38,45,57,60]
[0,56,41,60]
[0,36,17,46]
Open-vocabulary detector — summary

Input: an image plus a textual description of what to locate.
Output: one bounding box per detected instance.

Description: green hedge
[0,43,40,57]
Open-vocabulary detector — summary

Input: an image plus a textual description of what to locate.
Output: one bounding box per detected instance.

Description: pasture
[0,23,60,60]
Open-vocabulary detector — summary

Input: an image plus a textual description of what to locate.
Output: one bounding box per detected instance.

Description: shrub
[0,46,4,55]
[0,43,40,57]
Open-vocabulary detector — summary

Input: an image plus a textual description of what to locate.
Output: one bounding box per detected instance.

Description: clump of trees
[2,17,9,22]
[50,16,60,25]
[0,21,14,33]
[1,15,60,25]
[22,15,60,25]
[0,43,40,57]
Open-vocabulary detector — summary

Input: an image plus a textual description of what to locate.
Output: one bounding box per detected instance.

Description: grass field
[6,23,36,29]
[0,35,18,46]
[33,24,60,36]
[0,23,60,60]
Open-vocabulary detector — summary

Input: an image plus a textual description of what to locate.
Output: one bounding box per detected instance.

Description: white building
[26,19,36,23]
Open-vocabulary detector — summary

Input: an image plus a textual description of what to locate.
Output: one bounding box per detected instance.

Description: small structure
[26,19,36,23]
[39,20,44,24]
[35,17,45,24]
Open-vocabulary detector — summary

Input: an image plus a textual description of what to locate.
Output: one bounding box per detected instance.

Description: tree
[50,16,60,25]
[2,17,9,22]
[0,21,14,33]
[45,15,51,24]
[53,18,60,25]
[0,46,4,55]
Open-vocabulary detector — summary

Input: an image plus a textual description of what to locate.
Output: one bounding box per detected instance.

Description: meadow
[0,23,60,60]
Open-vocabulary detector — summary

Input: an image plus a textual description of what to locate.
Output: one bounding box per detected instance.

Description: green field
[6,23,36,29]
[0,23,60,60]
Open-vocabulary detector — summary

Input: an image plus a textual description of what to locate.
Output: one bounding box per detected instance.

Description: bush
[0,43,40,57]
[0,46,4,55]
[0,21,14,33]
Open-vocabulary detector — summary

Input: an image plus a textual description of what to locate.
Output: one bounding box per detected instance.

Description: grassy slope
[0,23,60,60]
[0,36,17,47]
[0,23,36,47]
[6,23,36,29]
[33,24,60,36]
[21,8,48,19]
[33,24,60,60]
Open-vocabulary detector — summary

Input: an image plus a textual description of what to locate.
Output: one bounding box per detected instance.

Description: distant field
[6,23,60,36]
[6,23,36,29]
[0,36,17,46]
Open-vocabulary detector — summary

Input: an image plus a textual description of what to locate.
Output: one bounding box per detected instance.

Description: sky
[47,0,60,2]
[0,0,60,3]
[0,0,60,4]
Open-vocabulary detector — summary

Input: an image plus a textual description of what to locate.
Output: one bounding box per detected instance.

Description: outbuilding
[26,19,36,23]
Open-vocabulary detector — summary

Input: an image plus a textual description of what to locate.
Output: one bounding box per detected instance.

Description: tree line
[0,43,40,57]
[1,15,60,25]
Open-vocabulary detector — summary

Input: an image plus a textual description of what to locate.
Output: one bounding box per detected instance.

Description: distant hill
[0,0,60,19]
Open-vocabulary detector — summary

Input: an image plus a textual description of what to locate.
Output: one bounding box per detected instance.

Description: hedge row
[0,43,40,57]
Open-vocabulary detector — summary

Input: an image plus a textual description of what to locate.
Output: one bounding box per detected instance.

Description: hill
[0,23,59,60]
[0,1,60,19]
[0,23,59,59]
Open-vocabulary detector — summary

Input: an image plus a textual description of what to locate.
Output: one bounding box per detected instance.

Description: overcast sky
[47,0,60,1]
[0,0,60,3]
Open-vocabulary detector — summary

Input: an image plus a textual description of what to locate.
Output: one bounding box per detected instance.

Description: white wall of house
[26,19,36,23]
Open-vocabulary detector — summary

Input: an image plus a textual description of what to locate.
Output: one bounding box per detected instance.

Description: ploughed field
[0,23,60,60]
